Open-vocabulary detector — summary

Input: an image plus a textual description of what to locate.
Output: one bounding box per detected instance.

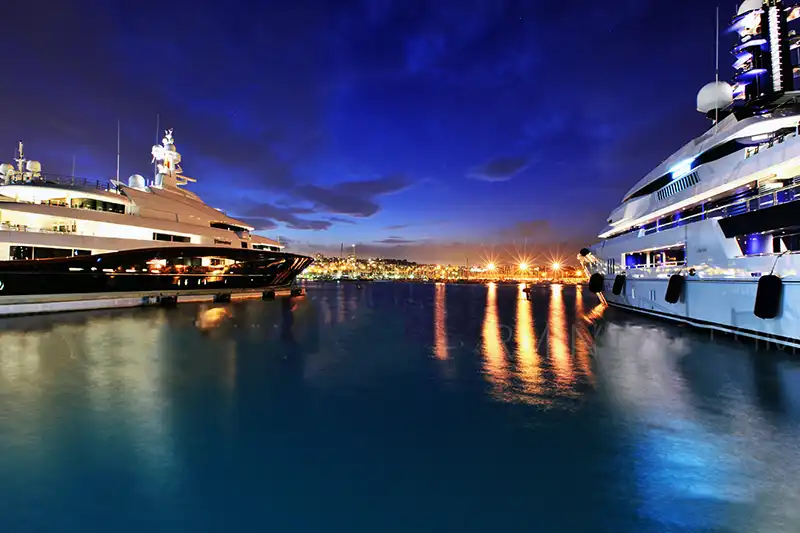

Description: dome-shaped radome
[738,0,763,16]
[698,81,734,114]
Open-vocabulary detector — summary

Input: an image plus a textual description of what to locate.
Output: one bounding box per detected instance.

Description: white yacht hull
[601,278,800,349]
[585,217,800,349]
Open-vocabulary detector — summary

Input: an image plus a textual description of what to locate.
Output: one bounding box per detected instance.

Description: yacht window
[214,238,232,245]
[71,198,125,214]
[252,244,280,252]
[241,241,248,248]
[736,234,772,256]
[624,246,686,268]
[33,247,73,259]
[210,222,249,232]
[73,249,91,256]
[624,252,648,269]
[777,232,800,252]
[9,246,33,261]
[153,232,191,243]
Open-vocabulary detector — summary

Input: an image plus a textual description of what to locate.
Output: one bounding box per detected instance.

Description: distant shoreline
[301,278,586,285]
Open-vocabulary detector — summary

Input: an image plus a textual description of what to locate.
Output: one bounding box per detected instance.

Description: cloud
[501,219,553,240]
[327,216,357,224]
[384,224,409,230]
[374,237,419,245]
[235,217,279,231]
[241,203,332,231]
[467,157,529,182]
[294,174,411,217]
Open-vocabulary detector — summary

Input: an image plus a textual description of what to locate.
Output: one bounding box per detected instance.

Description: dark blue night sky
[0,0,741,263]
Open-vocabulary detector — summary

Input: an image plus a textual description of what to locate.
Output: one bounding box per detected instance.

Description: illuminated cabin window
[9,245,90,260]
[153,232,191,243]
[623,246,686,268]
[210,222,249,232]
[252,244,280,252]
[70,198,125,214]
[214,238,232,245]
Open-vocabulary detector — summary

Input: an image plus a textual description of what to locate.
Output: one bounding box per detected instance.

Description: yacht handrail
[644,177,800,234]
[626,260,687,269]
[2,172,120,193]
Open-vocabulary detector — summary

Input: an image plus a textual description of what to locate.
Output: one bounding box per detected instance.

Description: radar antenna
[14,141,25,172]
[150,128,196,189]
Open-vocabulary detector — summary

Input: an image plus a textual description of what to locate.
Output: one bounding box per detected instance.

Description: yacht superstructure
[580,0,800,348]
[0,129,312,313]
[0,130,283,258]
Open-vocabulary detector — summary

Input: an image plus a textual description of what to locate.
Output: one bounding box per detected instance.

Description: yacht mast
[116,120,121,183]
[715,5,720,132]
[154,114,160,182]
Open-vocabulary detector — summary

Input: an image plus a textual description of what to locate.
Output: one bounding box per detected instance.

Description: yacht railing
[643,177,800,235]
[3,172,120,193]
[625,260,687,270]
[0,222,96,237]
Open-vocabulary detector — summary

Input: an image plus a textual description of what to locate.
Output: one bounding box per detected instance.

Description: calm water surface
[1,283,800,532]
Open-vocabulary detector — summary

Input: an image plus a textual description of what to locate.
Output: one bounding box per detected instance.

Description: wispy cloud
[467,157,529,182]
[241,203,332,231]
[294,174,412,217]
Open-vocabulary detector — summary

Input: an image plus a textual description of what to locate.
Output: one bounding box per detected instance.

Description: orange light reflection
[434,284,448,360]
[516,284,542,398]
[548,284,573,386]
[482,283,510,399]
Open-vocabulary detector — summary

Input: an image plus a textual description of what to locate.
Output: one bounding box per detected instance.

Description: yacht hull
[0,245,313,315]
[584,218,800,350]
[601,278,800,350]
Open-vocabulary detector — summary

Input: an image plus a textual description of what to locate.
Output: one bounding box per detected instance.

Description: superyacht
[0,129,312,314]
[580,0,800,348]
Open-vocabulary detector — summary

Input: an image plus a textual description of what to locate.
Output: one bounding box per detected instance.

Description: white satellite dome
[0,163,14,176]
[25,160,42,173]
[128,174,146,189]
[738,0,763,15]
[697,81,734,114]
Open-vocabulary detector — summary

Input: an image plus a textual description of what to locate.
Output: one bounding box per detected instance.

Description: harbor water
[1,282,800,532]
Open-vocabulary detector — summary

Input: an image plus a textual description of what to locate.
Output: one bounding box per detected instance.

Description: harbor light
[487,262,496,271]
[551,262,561,271]
[519,262,529,271]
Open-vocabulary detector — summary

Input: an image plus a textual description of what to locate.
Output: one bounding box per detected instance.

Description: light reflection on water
[481,282,511,401]
[515,284,541,400]
[0,283,799,532]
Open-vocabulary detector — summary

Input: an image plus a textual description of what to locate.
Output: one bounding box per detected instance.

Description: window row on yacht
[10,245,91,261]
[4,172,120,194]
[0,209,281,252]
[623,246,687,270]
[154,232,191,243]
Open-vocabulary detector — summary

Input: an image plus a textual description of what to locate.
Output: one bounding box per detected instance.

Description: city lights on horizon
[300,253,586,283]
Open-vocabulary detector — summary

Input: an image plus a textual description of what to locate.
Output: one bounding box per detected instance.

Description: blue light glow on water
[1,283,799,532]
